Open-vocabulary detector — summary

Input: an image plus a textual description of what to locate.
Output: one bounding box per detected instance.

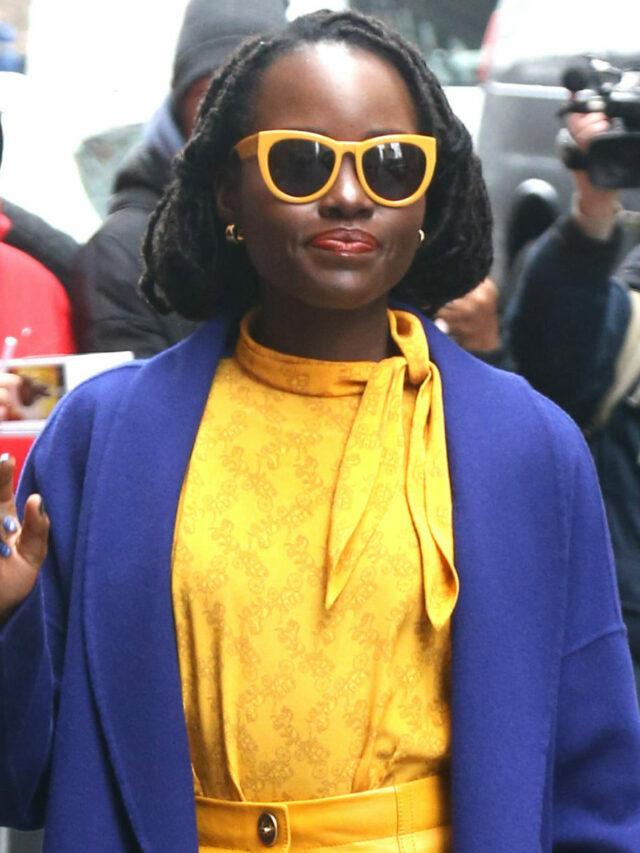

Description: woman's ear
[215,159,240,224]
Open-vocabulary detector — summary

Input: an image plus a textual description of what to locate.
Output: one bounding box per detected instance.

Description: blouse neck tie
[235,309,459,629]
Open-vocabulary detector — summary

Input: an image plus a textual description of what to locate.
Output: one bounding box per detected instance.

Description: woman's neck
[251,293,393,362]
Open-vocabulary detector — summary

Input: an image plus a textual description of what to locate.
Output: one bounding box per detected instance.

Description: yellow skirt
[196,775,451,852]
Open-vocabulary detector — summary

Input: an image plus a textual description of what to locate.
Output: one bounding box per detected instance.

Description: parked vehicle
[477,0,640,299]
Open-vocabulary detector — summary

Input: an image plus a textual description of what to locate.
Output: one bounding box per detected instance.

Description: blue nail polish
[0,542,11,558]
[2,516,17,534]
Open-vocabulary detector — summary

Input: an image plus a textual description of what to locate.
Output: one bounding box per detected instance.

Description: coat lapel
[82,315,234,852]
[427,323,567,850]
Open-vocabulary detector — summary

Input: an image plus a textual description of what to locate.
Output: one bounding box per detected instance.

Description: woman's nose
[318,154,374,219]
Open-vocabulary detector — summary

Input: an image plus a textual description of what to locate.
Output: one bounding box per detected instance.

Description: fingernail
[2,516,18,534]
[0,453,12,465]
[39,497,46,516]
[0,541,11,558]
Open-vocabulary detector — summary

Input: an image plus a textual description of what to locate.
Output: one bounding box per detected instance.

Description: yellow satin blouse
[172,309,458,802]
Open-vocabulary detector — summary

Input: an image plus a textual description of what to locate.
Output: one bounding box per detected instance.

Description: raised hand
[567,112,620,220]
[435,277,500,352]
[0,454,49,625]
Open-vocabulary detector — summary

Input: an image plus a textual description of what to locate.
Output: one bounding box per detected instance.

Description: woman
[0,11,639,852]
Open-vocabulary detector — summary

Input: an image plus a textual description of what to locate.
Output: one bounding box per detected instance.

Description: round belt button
[257,811,279,847]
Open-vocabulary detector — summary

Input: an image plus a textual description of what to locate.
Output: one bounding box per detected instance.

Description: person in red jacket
[0,207,76,362]
[0,115,76,483]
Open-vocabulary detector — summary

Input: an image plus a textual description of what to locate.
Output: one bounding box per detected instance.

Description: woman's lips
[309,228,379,254]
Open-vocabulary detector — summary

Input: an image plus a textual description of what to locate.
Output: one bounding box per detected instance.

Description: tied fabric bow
[325,311,458,629]
[236,309,459,629]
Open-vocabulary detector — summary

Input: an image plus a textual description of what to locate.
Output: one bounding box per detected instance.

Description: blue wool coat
[1,313,639,851]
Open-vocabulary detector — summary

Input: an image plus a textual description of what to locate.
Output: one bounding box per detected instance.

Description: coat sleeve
[0,387,96,829]
[552,435,640,848]
[509,216,631,426]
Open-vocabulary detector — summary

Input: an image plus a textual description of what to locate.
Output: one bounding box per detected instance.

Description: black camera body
[557,57,640,189]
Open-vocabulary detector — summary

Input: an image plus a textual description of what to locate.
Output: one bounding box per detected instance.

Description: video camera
[557,57,640,189]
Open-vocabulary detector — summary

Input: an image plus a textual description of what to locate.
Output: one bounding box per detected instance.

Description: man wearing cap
[73,0,286,358]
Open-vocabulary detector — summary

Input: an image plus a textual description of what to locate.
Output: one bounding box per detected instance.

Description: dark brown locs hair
[140,10,493,321]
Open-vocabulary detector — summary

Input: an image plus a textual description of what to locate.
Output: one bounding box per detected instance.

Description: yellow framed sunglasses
[233,129,437,207]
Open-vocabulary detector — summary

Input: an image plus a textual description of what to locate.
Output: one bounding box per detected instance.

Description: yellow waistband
[196,775,450,851]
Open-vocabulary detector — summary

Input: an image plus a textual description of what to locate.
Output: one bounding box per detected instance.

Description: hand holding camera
[557,57,640,190]
[565,112,622,224]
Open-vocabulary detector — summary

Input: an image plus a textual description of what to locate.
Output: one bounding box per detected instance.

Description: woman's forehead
[248,42,420,136]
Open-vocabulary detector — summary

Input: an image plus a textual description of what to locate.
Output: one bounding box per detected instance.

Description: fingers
[477,277,498,300]
[0,458,49,570]
[436,278,499,352]
[437,296,469,324]
[0,454,17,516]
[0,493,48,624]
[437,278,498,324]
[567,111,611,151]
[0,373,21,391]
[15,494,49,571]
[0,374,21,421]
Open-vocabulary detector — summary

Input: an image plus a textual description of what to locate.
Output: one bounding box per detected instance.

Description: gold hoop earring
[225,223,245,244]
[418,229,426,246]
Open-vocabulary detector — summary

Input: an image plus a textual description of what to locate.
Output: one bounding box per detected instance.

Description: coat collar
[82,312,565,851]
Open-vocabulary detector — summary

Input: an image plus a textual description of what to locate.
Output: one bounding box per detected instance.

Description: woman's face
[217,43,427,313]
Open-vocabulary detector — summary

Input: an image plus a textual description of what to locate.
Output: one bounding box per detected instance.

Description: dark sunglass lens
[363,142,426,200]
[268,139,335,197]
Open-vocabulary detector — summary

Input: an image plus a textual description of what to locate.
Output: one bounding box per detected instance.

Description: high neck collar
[234,309,430,397]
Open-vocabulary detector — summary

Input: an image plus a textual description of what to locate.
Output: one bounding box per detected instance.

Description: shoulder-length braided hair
[140,9,493,321]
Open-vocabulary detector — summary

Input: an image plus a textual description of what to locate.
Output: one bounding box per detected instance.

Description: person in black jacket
[73,0,286,358]
[510,110,640,696]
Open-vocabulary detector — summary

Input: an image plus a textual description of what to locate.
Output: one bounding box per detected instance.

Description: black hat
[170,0,286,113]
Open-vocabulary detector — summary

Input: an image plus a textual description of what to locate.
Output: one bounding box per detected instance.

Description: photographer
[510,108,640,695]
